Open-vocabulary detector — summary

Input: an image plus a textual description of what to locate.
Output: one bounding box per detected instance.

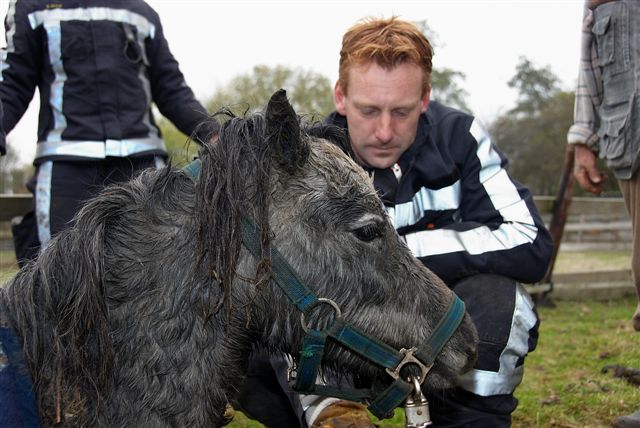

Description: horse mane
[194,113,270,316]
[2,189,124,423]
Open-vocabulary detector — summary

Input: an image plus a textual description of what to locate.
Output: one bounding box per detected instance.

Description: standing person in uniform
[0,0,217,266]
[568,1,640,426]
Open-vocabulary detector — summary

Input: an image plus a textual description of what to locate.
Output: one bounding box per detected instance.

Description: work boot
[613,410,640,428]
[310,400,376,428]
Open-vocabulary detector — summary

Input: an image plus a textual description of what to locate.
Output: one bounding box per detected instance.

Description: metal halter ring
[301,298,342,333]
[385,347,432,385]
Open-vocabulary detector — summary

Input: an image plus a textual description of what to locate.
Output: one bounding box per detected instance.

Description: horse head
[196,89,478,400]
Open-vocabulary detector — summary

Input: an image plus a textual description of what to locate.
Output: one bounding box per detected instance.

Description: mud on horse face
[0,90,477,427]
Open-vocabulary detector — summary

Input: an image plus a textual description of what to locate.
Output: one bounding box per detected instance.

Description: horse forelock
[193,110,316,314]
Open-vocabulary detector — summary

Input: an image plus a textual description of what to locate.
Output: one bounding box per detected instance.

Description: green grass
[513,297,639,428]
[0,249,18,284]
[1,250,638,427]
[225,298,640,428]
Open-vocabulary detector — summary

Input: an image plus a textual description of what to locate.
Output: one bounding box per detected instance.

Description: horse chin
[316,358,459,399]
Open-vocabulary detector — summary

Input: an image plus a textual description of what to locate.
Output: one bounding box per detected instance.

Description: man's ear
[420,86,431,113]
[334,81,347,116]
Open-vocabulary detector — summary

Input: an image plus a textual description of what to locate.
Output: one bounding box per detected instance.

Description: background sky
[1,0,584,165]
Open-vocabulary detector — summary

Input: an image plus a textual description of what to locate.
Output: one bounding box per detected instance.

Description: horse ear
[265,89,309,174]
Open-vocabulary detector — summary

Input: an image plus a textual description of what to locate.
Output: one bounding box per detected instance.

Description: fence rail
[533,195,628,218]
[1,194,635,299]
[0,194,632,240]
[0,194,32,221]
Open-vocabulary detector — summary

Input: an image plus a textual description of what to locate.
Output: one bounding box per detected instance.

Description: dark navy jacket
[326,101,553,286]
[0,0,216,162]
[1,309,40,427]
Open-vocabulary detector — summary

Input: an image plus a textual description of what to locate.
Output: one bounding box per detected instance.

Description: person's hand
[573,144,606,195]
[310,400,376,428]
[633,301,640,332]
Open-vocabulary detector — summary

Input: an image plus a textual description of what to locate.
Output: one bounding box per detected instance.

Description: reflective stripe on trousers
[451,274,539,397]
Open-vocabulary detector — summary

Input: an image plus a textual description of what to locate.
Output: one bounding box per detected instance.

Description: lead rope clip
[404,376,432,428]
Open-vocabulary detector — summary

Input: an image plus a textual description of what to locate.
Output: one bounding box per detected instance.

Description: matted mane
[193,95,348,316]
[194,102,302,313]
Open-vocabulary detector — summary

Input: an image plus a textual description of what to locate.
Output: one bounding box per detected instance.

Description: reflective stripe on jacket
[326,101,553,285]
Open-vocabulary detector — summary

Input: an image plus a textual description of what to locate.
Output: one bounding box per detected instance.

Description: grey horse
[0,90,477,427]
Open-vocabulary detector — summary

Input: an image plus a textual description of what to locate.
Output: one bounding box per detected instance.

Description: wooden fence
[0,194,632,246]
[1,194,635,299]
[1,194,32,221]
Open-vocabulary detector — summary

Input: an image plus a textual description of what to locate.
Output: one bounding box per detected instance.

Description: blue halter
[184,159,466,419]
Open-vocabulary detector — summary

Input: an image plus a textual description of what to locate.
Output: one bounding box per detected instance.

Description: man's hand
[573,144,606,195]
[310,400,376,428]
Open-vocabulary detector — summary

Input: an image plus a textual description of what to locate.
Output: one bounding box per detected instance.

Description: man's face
[334,62,430,169]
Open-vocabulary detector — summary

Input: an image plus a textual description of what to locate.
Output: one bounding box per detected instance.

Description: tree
[490,57,572,196]
[413,20,470,112]
[431,68,470,113]
[507,56,562,115]
[157,65,334,164]
[490,58,619,196]
[491,91,575,195]
[205,64,334,117]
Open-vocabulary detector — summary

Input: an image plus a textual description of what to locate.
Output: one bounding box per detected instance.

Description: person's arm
[143,7,218,144]
[567,3,606,194]
[404,119,553,286]
[0,0,42,155]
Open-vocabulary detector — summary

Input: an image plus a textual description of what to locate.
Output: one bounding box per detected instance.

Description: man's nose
[375,114,393,143]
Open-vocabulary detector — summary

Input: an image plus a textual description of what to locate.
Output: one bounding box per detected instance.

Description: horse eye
[353,224,383,242]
